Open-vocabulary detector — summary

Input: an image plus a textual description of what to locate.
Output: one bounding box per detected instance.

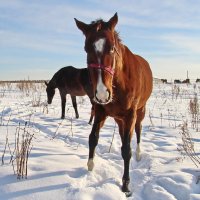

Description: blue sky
[0,0,200,81]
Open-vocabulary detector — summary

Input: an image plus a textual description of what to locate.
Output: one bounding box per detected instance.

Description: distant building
[174,79,181,84]
[182,79,190,84]
[161,79,167,83]
[153,78,163,84]
[196,78,200,83]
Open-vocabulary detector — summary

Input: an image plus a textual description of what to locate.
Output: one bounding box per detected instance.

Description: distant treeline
[154,78,200,84]
[0,80,48,83]
[1,78,199,84]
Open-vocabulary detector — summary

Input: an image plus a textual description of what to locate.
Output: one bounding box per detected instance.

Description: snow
[0,82,200,200]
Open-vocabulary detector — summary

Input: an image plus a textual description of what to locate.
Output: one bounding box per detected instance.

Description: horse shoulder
[118,46,152,105]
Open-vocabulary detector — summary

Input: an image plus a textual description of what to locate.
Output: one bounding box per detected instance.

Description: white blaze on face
[94,38,105,54]
[95,69,109,103]
[93,38,109,103]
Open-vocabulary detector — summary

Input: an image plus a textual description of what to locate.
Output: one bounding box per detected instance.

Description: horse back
[56,66,87,96]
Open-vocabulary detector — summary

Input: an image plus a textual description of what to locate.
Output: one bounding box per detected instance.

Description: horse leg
[88,103,94,125]
[121,133,132,196]
[115,118,132,195]
[88,106,106,171]
[114,118,124,141]
[135,106,146,161]
[121,110,137,196]
[60,91,66,119]
[71,95,79,118]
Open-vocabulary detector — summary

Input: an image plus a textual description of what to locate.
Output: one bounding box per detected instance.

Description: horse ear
[107,12,118,31]
[45,81,48,86]
[74,18,89,36]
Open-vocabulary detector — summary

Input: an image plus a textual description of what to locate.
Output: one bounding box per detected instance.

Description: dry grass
[177,122,200,168]
[15,123,34,179]
[189,93,200,131]
[1,123,34,179]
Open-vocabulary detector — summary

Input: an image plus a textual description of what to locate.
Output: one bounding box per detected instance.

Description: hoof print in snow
[136,153,142,162]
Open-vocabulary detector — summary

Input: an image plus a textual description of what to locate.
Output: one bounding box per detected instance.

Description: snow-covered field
[0,82,200,200]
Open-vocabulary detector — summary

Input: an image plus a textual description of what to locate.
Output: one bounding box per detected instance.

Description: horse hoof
[122,186,132,197]
[87,159,94,171]
[125,191,132,197]
[61,116,65,119]
[76,115,79,119]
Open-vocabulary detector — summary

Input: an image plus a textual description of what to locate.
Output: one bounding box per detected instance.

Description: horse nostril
[95,90,98,99]
[95,90,101,102]
[106,89,111,100]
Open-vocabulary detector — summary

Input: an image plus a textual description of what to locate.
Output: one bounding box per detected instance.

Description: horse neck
[113,44,134,89]
[49,78,57,89]
[114,43,125,77]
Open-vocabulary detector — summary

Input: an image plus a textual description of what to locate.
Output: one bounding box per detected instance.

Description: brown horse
[45,66,94,124]
[75,13,153,196]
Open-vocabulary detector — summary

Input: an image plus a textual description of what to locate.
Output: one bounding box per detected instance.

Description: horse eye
[110,46,114,54]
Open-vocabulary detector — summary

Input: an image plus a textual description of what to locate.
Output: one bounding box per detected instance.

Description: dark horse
[45,66,94,124]
[75,13,153,196]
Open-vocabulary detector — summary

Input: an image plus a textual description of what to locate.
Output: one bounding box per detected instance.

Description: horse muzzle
[94,89,111,105]
[47,99,52,104]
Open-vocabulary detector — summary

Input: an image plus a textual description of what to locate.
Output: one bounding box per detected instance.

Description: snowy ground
[0,82,200,200]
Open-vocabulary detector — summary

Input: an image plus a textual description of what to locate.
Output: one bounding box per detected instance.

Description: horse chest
[102,99,136,118]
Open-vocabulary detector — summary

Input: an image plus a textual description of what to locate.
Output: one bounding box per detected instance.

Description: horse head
[45,81,55,104]
[75,13,120,105]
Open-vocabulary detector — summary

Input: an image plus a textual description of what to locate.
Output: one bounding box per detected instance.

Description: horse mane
[48,78,56,88]
[90,19,122,44]
[49,68,64,88]
[49,66,75,88]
